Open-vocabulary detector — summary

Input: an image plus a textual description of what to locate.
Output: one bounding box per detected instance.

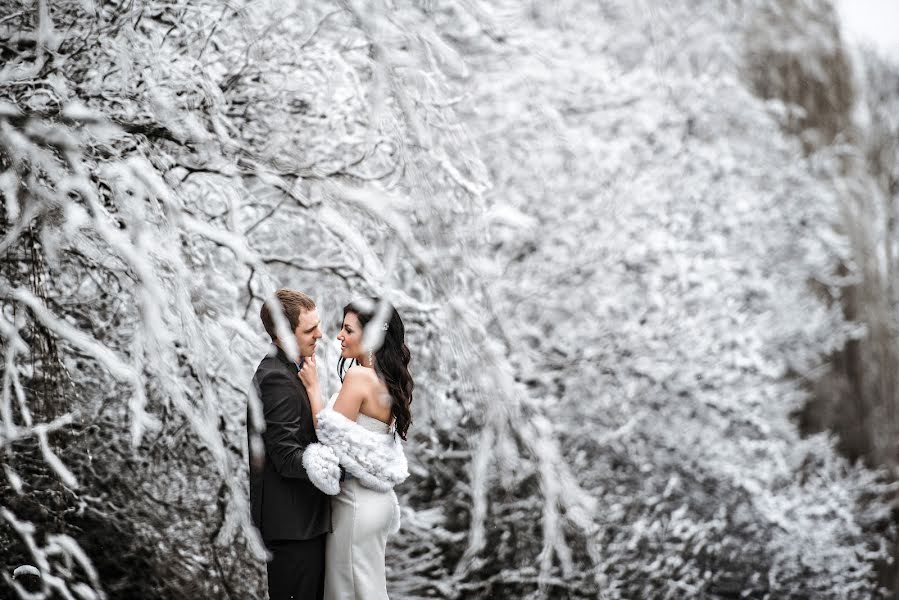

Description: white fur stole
[304,407,408,495]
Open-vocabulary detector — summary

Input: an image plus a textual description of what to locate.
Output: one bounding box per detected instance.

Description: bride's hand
[298,355,319,391]
[299,356,323,420]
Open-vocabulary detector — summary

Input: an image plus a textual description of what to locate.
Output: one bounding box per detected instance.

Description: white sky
[836,0,899,56]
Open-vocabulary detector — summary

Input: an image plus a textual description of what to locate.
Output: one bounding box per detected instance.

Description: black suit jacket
[248,345,330,541]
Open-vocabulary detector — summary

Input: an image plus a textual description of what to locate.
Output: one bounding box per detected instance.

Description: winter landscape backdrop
[1,0,899,598]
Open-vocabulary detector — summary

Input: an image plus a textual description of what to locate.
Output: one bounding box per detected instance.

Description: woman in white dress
[298,299,414,600]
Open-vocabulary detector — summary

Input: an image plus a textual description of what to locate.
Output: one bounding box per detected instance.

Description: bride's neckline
[358,411,392,427]
[328,389,392,427]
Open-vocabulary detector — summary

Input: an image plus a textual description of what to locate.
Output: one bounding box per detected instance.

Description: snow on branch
[3,285,136,384]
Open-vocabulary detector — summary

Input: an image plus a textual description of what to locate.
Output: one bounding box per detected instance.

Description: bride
[298,299,413,600]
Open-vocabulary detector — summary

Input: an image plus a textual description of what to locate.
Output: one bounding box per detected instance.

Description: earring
[367,351,374,367]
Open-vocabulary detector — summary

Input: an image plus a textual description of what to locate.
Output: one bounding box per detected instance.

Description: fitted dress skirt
[324,477,396,600]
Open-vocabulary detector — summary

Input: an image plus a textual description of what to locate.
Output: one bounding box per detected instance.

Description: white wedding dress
[323,395,398,600]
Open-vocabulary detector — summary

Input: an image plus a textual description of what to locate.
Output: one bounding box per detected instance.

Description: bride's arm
[330,366,368,421]
[297,356,324,427]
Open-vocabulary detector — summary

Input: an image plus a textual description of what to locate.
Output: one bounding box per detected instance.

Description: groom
[249,288,332,600]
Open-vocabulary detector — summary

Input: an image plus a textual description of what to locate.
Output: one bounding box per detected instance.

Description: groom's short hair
[260,288,316,341]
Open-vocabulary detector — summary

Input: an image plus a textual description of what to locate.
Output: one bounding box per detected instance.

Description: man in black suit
[249,288,334,600]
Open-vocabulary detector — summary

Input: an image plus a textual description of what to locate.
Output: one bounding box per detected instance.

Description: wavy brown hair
[338,300,414,440]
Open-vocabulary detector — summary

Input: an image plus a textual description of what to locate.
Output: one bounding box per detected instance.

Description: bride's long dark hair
[338,299,414,440]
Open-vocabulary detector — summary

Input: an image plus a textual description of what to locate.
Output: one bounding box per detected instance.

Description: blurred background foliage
[1,0,898,598]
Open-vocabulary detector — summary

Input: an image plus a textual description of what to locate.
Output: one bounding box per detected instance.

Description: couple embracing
[248,289,413,600]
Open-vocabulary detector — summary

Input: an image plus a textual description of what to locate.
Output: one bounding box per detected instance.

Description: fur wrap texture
[302,443,341,495]
[304,407,408,532]
[307,407,408,492]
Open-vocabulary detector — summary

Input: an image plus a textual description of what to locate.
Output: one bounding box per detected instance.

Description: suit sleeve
[257,369,313,480]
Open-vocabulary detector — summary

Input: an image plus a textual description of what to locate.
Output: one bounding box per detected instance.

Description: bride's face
[337,312,364,360]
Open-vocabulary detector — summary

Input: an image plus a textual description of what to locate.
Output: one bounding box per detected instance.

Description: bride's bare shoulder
[344,365,379,386]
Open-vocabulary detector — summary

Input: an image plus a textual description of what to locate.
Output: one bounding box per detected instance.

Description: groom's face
[294,308,323,358]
